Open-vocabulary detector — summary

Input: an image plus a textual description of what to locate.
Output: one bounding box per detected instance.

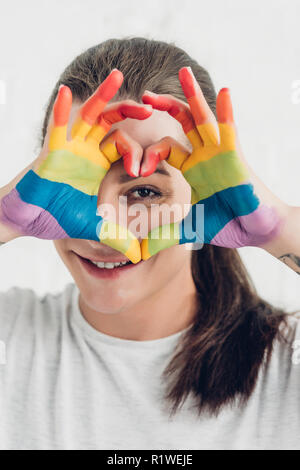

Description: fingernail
[220,87,230,93]
[131,160,140,177]
[59,84,65,90]
[144,90,156,96]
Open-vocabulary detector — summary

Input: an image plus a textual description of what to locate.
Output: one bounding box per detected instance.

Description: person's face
[54,99,194,314]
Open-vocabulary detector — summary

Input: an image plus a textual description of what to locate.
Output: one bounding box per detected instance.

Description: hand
[0,69,152,263]
[139,66,287,259]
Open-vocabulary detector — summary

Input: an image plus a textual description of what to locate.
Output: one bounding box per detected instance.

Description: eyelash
[126,185,163,202]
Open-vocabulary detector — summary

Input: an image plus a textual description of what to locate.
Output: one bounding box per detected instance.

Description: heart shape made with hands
[0,67,283,264]
[108,66,282,261]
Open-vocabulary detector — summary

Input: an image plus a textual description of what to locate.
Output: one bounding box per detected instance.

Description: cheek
[146,243,192,287]
[53,239,85,278]
[53,239,68,260]
[172,172,192,207]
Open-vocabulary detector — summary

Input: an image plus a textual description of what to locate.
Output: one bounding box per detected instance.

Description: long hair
[40,37,290,417]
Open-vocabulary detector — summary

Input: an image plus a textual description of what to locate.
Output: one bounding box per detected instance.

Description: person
[0,37,299,450]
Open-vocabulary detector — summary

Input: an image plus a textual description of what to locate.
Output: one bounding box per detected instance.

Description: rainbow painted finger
[141,69,282,259]
[71,69,123,140]
[0,73,153,263]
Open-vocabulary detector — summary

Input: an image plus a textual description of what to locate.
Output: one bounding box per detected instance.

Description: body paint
[1,171,100,240]
[141,75,282,259]
[0,75,153,263]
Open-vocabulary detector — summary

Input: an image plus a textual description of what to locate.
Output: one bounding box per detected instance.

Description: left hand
[0,70,152,263]
[139,66,290,260]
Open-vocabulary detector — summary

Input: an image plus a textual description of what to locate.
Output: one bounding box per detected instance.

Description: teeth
[90,260,129,269]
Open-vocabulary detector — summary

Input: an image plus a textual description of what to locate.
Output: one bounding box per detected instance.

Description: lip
[73,251,143,280]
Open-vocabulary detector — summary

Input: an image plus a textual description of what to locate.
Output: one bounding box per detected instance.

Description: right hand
[140,67,283,259]
[0,69,152,263]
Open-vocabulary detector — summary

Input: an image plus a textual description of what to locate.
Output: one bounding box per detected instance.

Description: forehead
[68,100,192,152]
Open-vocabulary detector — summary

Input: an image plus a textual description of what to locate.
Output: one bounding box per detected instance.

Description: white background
[0,0,299,311]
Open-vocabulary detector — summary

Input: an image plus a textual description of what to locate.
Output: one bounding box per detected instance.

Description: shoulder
[262,311,300,384]
[0,283,77,342]
[276,312,300,365]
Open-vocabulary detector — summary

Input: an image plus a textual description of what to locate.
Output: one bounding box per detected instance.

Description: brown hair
[41,37,290,417]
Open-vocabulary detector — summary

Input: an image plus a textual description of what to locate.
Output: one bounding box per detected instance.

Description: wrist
[0,200,20,243]
[259,204,300,258]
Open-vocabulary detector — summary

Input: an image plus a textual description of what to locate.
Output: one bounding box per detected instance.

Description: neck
[78,261,198,341]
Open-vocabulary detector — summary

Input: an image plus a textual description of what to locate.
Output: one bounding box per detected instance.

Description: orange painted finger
[178,67,219,146]
[142,91,203,149]
[216,88,236,145]
[216,88,234,124]
[49,85,72,150]
[140,136,190,177]
[71,69,124,140]
[81,69,124,125]
[86,100,153,145]
[100,129,143,177]
[53,85,73,126]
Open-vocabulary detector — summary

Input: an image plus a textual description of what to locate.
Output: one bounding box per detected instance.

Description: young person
[0,37,299,450]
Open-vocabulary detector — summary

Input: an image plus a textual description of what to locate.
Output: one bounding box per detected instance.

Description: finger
[100,129,143,177]
[141,223,180,260]
[97,220,141,263]
[102,100,153,124]
[216,88,236,148]
[142,91,203,149]
[178,66,219,146]
[140,136,190,177]
[86,100,153,147]
[141,202,204,260]
[71,69,123,140]
[216,88,234,123]
[49,85,72,151]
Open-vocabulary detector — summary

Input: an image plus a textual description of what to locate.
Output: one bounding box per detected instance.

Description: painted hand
[140,67,283,259]
[0,70,152,263]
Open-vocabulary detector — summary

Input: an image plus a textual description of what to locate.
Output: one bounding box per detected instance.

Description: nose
[86,236,143,258]
[86,239,124,254]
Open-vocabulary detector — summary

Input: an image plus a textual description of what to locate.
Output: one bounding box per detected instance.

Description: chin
[54,238,152,311]
[80,285,136,315]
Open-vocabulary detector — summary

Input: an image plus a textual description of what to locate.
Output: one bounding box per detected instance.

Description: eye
[126,185,163,202]
[132,187,160,198]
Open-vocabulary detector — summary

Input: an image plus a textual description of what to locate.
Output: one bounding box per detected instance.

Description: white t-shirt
[0,282,299,450]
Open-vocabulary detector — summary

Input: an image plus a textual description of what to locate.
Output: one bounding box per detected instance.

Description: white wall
[0,0,299,311]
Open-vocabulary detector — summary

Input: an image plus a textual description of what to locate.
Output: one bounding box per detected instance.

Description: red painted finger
[86,101,153,146]
[140,136,190,177]
[142,91,196,135]
[100,129,143,177]
[100,100,153,125]
[80,69,124,126]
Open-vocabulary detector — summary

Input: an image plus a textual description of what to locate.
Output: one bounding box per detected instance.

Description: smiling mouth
[75,252,135,268]
[89,259,133,269]
[72,251,142,278]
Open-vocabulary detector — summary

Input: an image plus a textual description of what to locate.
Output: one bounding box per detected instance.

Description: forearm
[0,202,19,243]
[0,160,37,244]
[0,216,19,244]
[261,205,300,275]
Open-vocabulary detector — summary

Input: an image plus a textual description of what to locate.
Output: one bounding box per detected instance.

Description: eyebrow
[118,166,171,183]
